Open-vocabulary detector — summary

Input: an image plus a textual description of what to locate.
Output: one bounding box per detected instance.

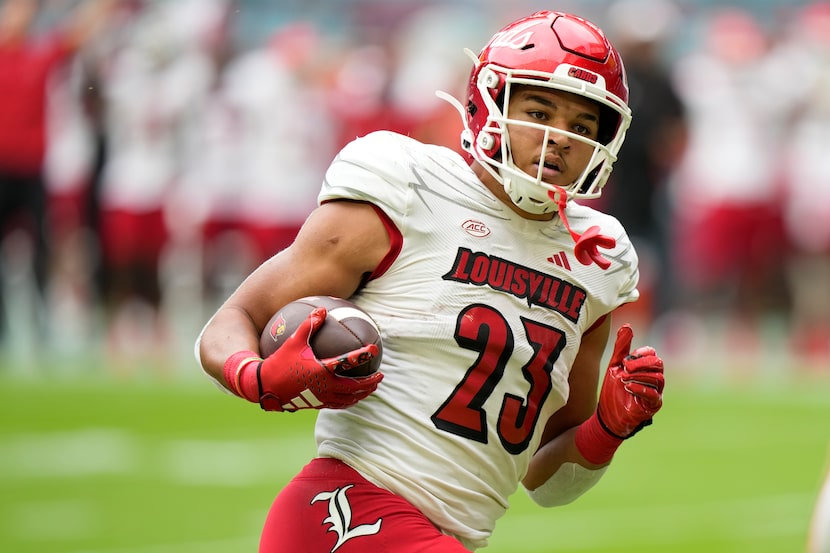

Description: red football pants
[259,458,472,553]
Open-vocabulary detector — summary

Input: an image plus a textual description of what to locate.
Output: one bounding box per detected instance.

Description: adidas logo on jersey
[547,251,571,270]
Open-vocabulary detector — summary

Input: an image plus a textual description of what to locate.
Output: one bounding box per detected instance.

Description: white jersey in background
[315,131,639,549]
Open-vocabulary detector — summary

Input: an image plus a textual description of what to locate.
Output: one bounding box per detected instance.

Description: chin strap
[548,186,616,270]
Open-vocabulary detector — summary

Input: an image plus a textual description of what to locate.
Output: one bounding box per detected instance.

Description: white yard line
[0,428,314,483]
[0,429,139,477]
[1,429,313,547]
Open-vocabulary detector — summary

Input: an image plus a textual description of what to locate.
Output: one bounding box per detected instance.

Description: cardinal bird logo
[311,485,382,552]
[269,313,287,341]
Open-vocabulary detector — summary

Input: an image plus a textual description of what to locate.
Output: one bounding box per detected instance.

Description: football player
[196,10,665,552]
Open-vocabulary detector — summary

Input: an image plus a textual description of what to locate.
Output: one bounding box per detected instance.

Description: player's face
[505,86,601,188]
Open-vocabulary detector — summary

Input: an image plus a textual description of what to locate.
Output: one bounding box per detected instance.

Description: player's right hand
[596,324,664,439]
[257,307,383,412]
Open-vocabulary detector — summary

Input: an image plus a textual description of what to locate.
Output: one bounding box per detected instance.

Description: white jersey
[315,131,639,550]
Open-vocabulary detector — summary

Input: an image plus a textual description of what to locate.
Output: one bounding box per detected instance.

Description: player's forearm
[196,306,261,388]
[523,427,610,507]
[524,427,608,490]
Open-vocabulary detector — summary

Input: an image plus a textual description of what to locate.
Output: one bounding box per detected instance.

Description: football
[259,296,383,377]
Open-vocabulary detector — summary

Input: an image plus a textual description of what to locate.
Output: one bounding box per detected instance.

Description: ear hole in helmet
[598,104,619,145]
[495,88,507,111]
[579,165,603,194]
[466,100,477,118]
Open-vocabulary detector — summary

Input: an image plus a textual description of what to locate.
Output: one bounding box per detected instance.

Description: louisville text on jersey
[442,247,586,322]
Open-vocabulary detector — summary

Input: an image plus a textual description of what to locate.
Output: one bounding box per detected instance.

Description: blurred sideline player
[196,22,333,308]
[601,0,687,330]
[671,7,789,350]
[196,10,664,552]
[776,1,830,363]
[95,1,224,359]
[0,0,111,345]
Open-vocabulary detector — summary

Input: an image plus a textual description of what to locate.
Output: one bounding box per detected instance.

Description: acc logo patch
[462,219,491,238]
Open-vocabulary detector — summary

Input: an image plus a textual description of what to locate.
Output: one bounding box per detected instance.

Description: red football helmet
[439,11,632,214]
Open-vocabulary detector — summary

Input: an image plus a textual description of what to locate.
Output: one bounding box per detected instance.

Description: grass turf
[0,366,828,552]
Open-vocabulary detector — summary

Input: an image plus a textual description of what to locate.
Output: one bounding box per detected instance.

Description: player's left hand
[596,324,664,439]
[257,306,383,412]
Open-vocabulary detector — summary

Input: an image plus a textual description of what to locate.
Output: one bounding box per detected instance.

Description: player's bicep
[228,200,391,330]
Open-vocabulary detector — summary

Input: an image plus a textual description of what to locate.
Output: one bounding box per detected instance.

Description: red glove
[224,307,383,412]
[597,324,664,438]
[575,324,664,464]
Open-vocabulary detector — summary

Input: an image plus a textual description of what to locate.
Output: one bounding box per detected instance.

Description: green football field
[1,359,828,553]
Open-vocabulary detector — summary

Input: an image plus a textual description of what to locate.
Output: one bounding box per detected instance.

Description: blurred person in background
[323,3,487,156]
[601,0,687,335]
[95,0,222,365]
[195,20,334,312]
[41,34,103,355]
[42,2,146,356]
[772,1,830,365]
[0,0,110,351]
[324,40,395,152]
[670,7,790,360]
[196,10,664,552]
[382,4,491,153]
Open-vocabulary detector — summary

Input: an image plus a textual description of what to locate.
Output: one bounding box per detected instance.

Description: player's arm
[196,200,391,409]
[523,315,610,490]
[522,315,664,506]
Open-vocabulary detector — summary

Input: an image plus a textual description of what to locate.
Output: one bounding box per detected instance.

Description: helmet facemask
[461,60,630,215]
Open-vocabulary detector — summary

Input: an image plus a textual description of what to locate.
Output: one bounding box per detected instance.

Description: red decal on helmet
[568,67,599,84]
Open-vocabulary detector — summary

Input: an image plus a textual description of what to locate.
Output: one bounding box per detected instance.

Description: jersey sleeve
[599,213,640,312]
[318,131,414,224]
[567,203,641,322]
